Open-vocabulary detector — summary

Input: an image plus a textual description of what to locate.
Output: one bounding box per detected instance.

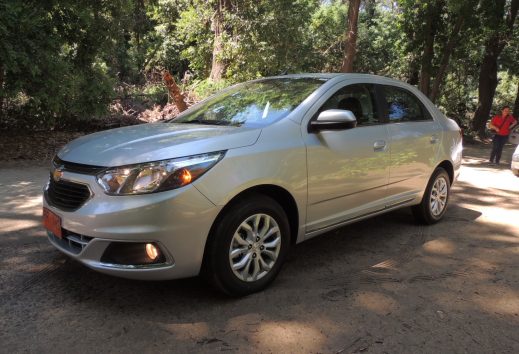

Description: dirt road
[1,144,518,353]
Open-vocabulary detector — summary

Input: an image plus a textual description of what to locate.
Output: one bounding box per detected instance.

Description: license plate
[43,207,62,239]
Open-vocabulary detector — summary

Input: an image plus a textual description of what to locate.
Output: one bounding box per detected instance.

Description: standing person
[488,105,517,165]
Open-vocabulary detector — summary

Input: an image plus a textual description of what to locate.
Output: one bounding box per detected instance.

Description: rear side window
[382,86,431,122]
[318,84,380,126]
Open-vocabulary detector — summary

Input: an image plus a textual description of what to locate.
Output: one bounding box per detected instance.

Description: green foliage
[355,4,406,76]
[0,0,517,131]
[173,2,213,77]
[494,71,519,111]
[172,0,321,82]
[223,0,320,81]
[308,0,347,71]
[0,0,123,125]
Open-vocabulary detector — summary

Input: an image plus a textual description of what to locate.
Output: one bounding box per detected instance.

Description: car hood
[58,123,261,166]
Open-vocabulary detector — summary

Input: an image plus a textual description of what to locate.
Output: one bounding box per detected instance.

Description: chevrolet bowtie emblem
[53,168,63,182]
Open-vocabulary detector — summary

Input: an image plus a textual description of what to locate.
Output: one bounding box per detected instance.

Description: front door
[304,83,390,233]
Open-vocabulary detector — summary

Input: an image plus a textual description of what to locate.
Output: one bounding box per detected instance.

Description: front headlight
[96,151,225,195]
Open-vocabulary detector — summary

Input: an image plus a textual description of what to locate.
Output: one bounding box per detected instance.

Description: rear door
[379,85,441,206]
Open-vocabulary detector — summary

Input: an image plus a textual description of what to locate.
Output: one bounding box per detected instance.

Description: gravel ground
[0,144,518,353]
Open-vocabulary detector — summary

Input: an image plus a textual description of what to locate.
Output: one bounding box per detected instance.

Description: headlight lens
[97,151,225,195]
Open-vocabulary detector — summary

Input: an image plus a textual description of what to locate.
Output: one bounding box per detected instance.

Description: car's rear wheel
[412,167,450,224]
[204,194,290,296]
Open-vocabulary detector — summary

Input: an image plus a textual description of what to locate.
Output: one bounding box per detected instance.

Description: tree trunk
[513,82,519,118]
[0,63,4,117]
[340,0,361,73]
[472,0,519,137]
[163,70,188,113]
[409,68,419,86]
[472,42,500,136]
[134,0,146,82]
[418,3,436,96]
[209,0,231,81]
[429,14,464,103]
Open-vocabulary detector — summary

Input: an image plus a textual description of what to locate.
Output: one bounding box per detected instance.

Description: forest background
[1,0,518,139]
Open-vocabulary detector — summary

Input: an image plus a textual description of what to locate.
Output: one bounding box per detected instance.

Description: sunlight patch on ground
[471,287,519,316]
[0,195,42,214]
[458,165,519,192]
[0,218,40,234]
[455,202,519,229]
[422,238,456,255]
[253,320,326,352]
[478,207,519,229]
[354,291,397,315]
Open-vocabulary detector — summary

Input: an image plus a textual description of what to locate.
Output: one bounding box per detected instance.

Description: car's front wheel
[412,167,450,224]
[204,194,290,296]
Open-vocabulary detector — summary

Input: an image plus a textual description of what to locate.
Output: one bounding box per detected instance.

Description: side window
[383,86,430,122]
[318,84,380,126]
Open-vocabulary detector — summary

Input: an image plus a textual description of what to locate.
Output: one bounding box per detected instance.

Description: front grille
[53,156,106,175]
[46,177,91,211]
[48,230,93,255]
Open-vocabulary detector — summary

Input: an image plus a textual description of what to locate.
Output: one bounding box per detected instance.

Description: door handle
[373,140,387,152]
[430,135,439,144]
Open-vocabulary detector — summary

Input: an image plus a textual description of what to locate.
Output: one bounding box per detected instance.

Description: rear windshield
[172,78,326,128]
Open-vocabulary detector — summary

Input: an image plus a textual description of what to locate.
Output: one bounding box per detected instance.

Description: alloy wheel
[228,213,281,282]
[429,176,448,217]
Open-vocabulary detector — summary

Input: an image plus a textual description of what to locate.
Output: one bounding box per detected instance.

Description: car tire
[203,194,290,296]
[412,167,450,225]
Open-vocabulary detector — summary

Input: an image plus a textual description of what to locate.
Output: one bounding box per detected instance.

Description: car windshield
[171,78,326,128]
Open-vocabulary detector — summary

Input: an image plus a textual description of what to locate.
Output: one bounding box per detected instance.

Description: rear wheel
[412,167,450,224]
[204,194,290,296]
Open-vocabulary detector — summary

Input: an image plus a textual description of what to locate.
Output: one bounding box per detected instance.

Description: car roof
[264,73,395,81]
[262,73,417,90]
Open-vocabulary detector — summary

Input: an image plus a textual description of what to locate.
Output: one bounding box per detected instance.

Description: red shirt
[491,114,517,136]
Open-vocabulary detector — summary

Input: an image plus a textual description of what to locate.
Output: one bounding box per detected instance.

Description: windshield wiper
[178,119,241,126]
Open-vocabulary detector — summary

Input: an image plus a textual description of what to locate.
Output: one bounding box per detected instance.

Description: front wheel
[412,167,450,224]
[203,194,290,296]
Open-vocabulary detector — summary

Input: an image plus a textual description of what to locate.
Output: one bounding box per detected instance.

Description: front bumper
[43,170,221,280]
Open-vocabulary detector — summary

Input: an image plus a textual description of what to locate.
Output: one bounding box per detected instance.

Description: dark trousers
[490,134,508,163]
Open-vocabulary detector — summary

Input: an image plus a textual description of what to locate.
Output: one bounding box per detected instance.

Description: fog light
[146,243,159,260]
[101,242,166,266]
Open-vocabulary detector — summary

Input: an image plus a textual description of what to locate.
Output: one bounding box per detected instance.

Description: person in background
[488,105,517,165]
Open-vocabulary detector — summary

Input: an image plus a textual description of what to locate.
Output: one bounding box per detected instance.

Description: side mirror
[309,109,357,132]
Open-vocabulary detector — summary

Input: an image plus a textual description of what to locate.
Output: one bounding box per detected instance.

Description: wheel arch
[436,160,454,185]
[201,184,300,271]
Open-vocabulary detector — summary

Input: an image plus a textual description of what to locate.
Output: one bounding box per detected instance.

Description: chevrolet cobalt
[43,74,463,295]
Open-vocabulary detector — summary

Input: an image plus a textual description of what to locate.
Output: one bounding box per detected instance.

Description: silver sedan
[512,144,519,176]
[43,74,462,295]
